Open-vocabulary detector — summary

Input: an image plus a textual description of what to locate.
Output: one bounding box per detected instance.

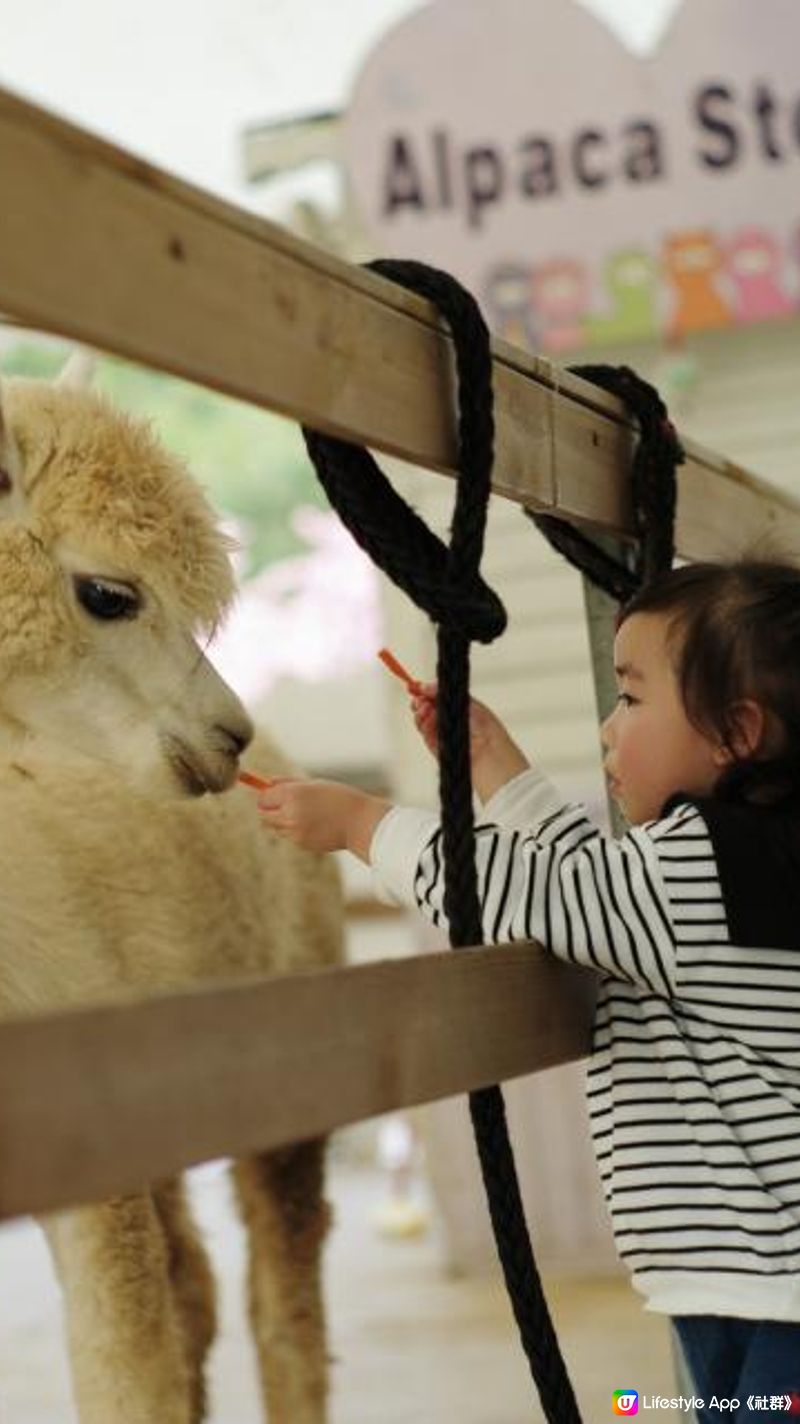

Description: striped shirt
[370,768,800,1319]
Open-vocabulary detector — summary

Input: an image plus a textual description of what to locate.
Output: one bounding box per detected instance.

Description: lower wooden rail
[0,943,594,1220]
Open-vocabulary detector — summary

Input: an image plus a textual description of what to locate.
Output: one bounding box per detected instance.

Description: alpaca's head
[0,356,253,797]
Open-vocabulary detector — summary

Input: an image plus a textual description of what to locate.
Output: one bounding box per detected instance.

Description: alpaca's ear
[55,348,96,390]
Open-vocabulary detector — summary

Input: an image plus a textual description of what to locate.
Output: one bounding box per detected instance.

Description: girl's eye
[617,691,638,708]
[74,576,140,621]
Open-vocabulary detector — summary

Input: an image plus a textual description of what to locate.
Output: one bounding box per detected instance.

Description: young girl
[258,560,800,1421]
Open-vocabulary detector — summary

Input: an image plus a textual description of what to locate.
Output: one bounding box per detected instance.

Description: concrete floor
[0,1156,681,1423]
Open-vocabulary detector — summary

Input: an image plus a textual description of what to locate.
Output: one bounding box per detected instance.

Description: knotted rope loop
[302,429,505,641]
[528,363,685,599]
[302,257,506,644]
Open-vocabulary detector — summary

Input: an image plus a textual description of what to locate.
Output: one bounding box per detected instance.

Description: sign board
[343,0,800,350]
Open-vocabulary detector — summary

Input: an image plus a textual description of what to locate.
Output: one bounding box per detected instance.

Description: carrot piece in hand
[238,770,276,793]
[377,647,423,695]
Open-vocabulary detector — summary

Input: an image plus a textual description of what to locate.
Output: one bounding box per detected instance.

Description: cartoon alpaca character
[529,258,589,353]
[0,356,344,1424]
[587,248,660,344]
[727,227,794,323]
[662,229,733,338]
[483,261,539,349]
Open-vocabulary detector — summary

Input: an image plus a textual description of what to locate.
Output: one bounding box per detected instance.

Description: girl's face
[601,611,729,824]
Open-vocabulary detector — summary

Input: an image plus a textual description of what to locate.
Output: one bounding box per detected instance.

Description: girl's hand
[410,683,502,759]
[257,778,391,861]
[410,684,530,802]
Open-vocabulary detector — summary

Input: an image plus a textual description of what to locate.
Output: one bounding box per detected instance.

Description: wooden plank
[1,85,800,557]
[673,443,797,563]
[0,85,553,514]
[0,945,595,1220]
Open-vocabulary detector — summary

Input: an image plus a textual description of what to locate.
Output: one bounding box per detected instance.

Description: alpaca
[0,356,344,1424]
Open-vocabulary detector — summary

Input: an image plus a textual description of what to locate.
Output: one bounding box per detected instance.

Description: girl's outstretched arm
[257,778,391,861]
[257,770,689,997]
[257,689,528,857]
[370,777,687,996]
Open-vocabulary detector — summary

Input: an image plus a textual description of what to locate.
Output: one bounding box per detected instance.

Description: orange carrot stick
[377,647,423,695]
[238,770,277,793]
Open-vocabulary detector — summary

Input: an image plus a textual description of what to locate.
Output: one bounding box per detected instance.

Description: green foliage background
[1,340,328,579]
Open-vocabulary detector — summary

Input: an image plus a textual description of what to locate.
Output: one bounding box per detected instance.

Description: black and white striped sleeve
[370,776,691,997]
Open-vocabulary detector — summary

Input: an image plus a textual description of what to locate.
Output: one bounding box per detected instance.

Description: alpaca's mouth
[170,748,209,797]
[165,737,211,797]
[166,735,241,797]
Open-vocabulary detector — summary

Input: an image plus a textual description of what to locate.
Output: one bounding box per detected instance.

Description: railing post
[581,540,628,838]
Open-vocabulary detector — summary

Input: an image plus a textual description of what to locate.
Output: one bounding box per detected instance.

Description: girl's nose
[600,709,616,750]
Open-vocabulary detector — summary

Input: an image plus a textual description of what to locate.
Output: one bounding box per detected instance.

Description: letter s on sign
[695,84,740,169]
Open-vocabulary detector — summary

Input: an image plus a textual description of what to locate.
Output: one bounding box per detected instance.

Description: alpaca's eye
[74,576,140,621]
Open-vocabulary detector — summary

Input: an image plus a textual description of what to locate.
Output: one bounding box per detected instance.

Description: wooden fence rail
[1,84,799,561]
[0,947,594,1219]
[0,81,797,1218]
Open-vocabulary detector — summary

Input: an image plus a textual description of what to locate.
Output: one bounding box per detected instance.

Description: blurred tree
[0,339,327,578]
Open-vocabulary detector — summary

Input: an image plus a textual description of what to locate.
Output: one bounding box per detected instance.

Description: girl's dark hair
[621,560,800,807]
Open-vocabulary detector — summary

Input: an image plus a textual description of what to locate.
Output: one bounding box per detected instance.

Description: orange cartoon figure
[663,229,733,338]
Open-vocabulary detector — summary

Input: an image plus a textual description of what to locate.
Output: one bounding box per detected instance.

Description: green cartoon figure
[588,248,660,344]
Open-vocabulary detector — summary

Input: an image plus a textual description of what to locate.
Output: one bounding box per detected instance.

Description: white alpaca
[0,357,343,1424]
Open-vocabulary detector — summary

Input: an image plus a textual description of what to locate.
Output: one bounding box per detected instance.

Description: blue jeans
[673,1316,800,1423]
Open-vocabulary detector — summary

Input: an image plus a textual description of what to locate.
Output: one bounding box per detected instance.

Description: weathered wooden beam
[0,944,595,1220]
[1,84,798,558]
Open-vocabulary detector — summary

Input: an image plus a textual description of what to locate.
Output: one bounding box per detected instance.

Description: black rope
[528,363,684,599]
[302,257,582,1424]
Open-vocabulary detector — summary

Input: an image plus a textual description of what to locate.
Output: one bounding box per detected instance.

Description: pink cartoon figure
[530,258,589,352]
[727,228,793,323]
[663,229,733,338]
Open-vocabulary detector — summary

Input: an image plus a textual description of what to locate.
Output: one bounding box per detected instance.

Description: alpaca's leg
[152,1177,218,1423]
[42,1192,194,1424]
[232,1139,331,1424]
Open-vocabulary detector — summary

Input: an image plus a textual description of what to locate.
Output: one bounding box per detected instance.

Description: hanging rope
[528,363,684,597]
[303,257,581,1424]
[301,260,685,1422]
